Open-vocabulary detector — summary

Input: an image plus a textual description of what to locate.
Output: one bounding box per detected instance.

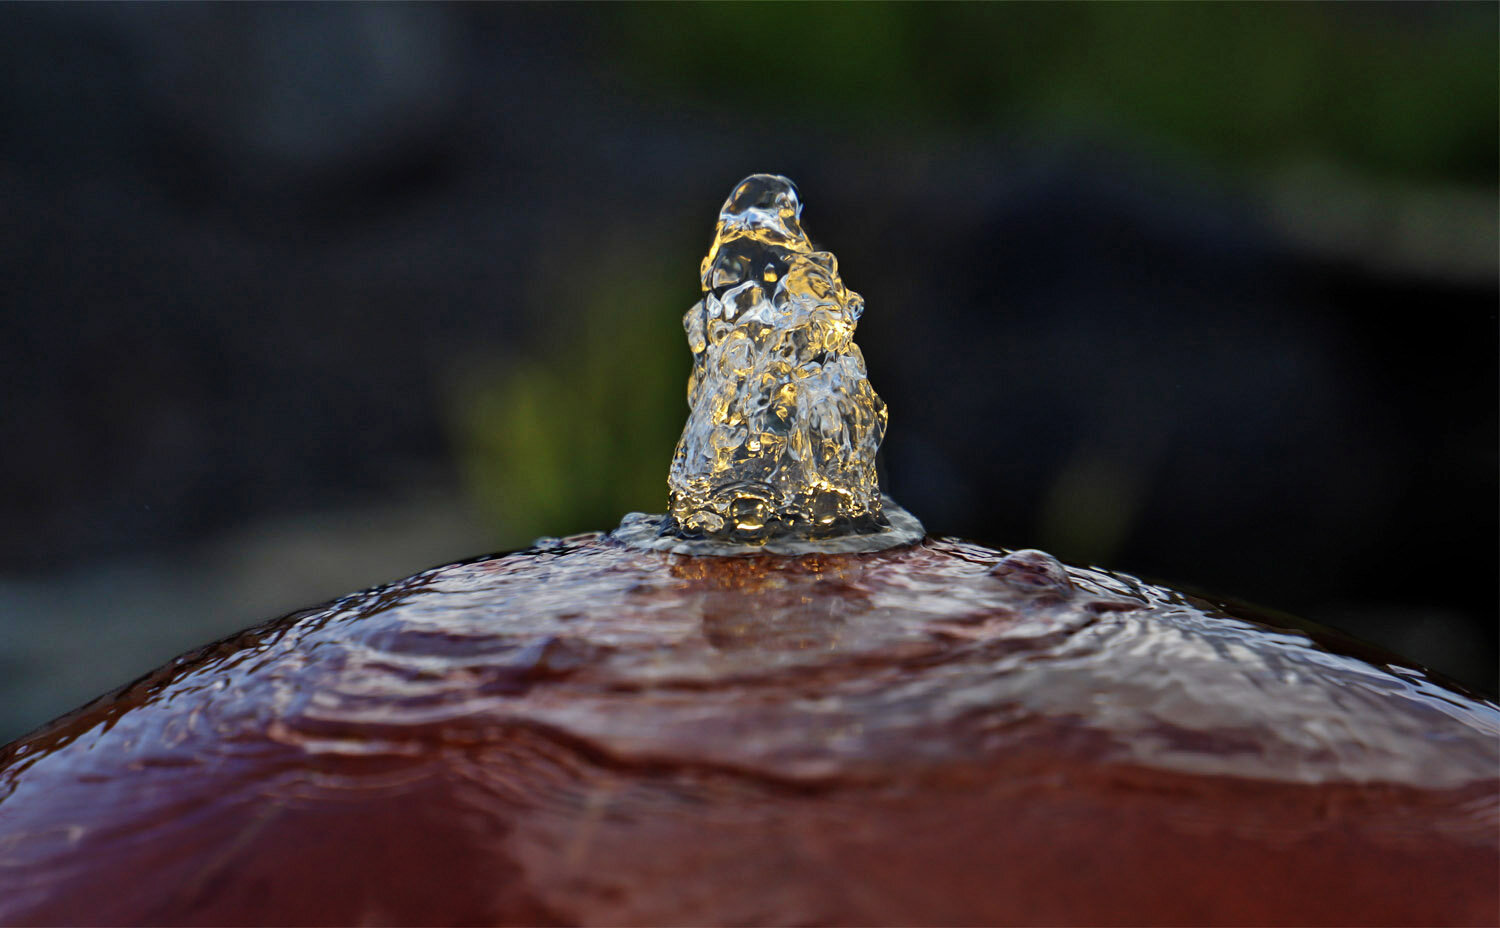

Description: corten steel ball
[2,176,1494,925]
[0,537,1496,926]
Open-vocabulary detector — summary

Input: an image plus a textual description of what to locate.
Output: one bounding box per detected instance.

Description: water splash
[666,175,899,544]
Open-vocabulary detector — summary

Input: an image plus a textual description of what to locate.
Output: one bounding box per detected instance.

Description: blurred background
[0,2,1495,742]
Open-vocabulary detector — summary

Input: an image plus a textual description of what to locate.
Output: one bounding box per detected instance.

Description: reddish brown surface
[1,536,1496,925]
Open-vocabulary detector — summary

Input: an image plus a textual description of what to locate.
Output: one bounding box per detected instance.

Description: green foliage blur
[449,244,690,546]
[611,2,1494,184]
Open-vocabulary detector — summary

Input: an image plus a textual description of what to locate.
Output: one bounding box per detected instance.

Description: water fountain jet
[616,173,923,555]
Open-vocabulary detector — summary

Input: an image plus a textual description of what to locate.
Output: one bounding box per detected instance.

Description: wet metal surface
[1,535,1496,925]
